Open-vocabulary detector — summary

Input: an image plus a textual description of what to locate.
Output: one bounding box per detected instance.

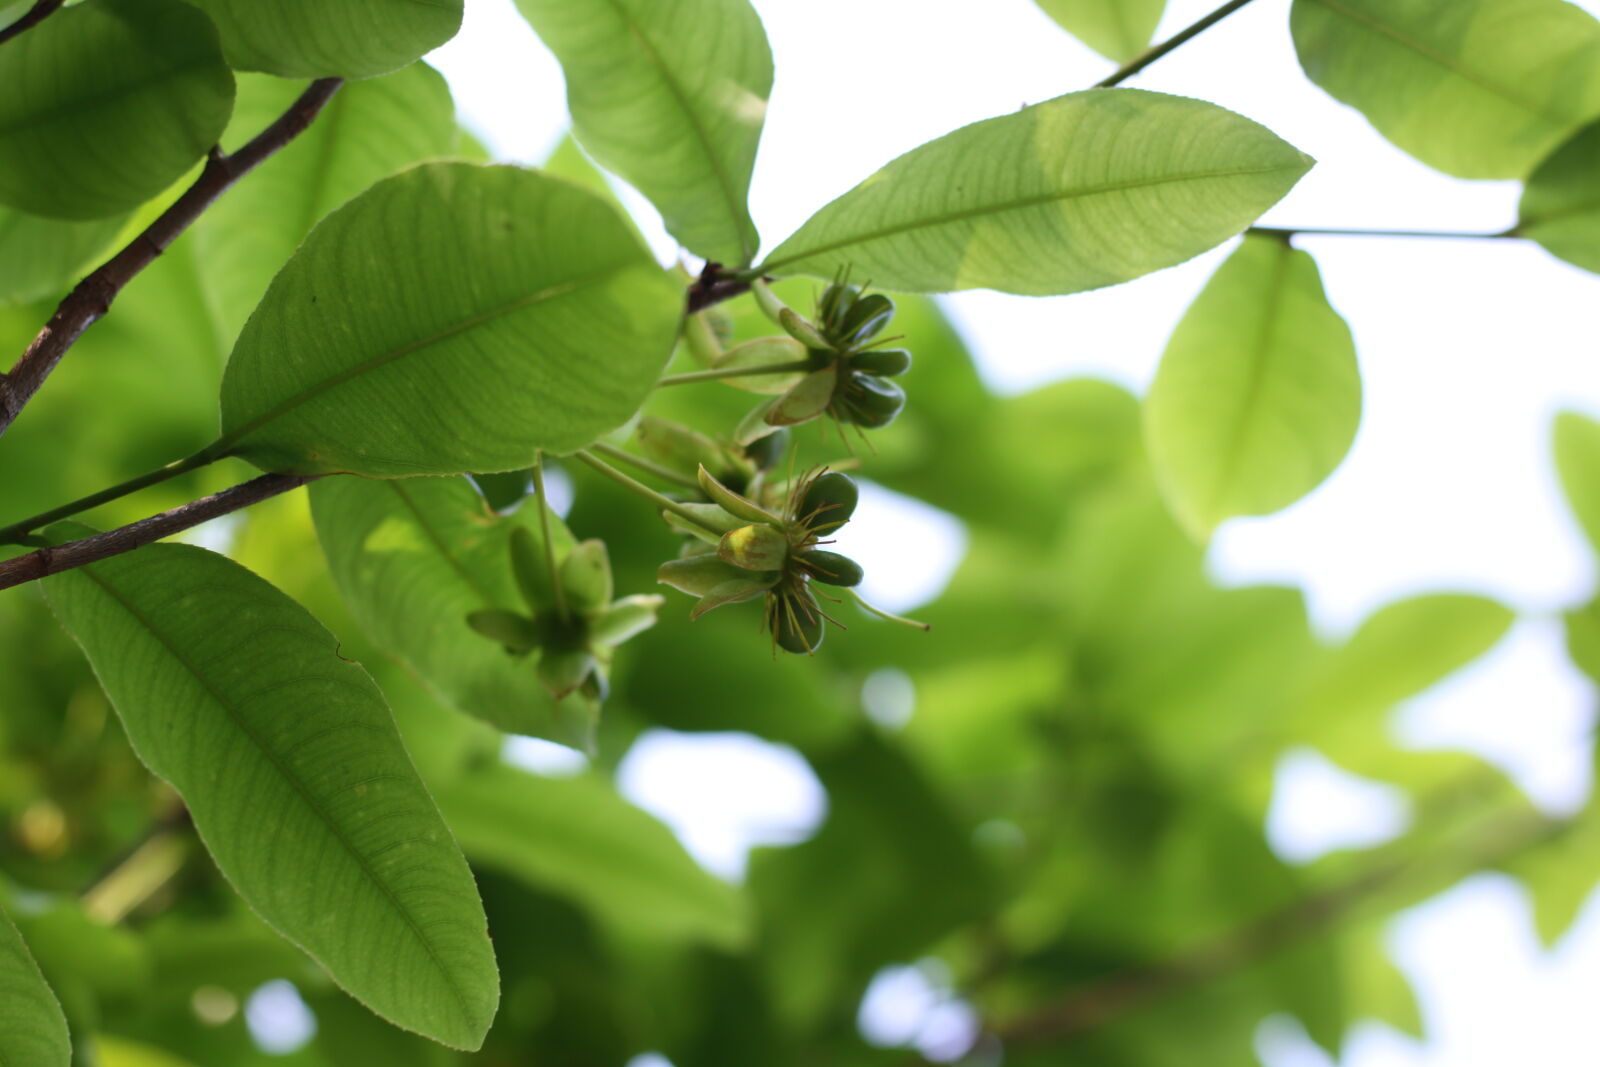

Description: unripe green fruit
[798,549,864,587]
[799,471,858,528]
[818,281,860,329]
[838,293,894,345]
[850,347,912,377]
[774,588,825,654]
[837,376,906,429]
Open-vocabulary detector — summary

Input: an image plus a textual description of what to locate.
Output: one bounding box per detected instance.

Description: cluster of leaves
[0,0,1597,1064]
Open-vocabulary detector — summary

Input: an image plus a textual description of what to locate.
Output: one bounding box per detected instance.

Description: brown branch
[686,261,755,314]
[0,77,345,439]
[0,0,63,47]
[0,473,317,592]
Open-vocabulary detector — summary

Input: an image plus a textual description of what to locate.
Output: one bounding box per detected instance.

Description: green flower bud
[849,347,912,377]
[558,540,613,614]
[697,465,783,524]
[837,293,894,346]
[778,307,830,350]
[835,375,906,429]
[818,280,860,331]
[797,549,864,587]
[799,471,858,529]
[509,526,554,614]
[773,587,826,655]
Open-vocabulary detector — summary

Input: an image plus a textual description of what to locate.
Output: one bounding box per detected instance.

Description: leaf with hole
[41,531,499,1050]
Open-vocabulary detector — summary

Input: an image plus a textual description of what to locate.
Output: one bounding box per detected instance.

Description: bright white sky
[428,2,1600,1064]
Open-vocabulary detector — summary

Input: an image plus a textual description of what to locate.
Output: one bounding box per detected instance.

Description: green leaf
[0,905,71,1067]
[308,474,597,749]
[1033,0,1166,62]
[1144,235,1361,539]
[195,63,459,346]
[1291,0,1600,179]
[0,208,127,306]
[437,764,751,947]
[1520,119,1600,274]
[41,534,499,1050]
[514,0,773,265]
[185,0,463,79]
[0,0,234,219]
[1554,410,1600,554]
[217,163,683,477]
[757,89,1312,294]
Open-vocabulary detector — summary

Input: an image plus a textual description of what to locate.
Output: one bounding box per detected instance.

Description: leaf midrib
[220,267,616,450]
[757,163,1304,274]
[596,0,755,263]
[77,562,476,1031]
[386,481,500,605]
[1303,0,1576,126]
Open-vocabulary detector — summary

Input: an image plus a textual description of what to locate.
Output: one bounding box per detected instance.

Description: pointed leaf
[185,0,462,79]
[591,595,665,646]
[1554,410,1600,555]
[218,163,683,477]
[438,765,750,946]
[1144,235,1361,539]
[0,906,70,1067]
[659,553,761,597]
[0,0,234,219]
[758,89,1312,294]
[767,367,838,426]
[465,610,539,653]
[1034,0,1167,63]
[195,63,458,345]
[41,533,498,1050]
[692,577,775,620]
[310,475,597,748]
[514,0,772,265]
[1520,118,1600,274]
[1291,0,1600,179]
[697,465,783,523]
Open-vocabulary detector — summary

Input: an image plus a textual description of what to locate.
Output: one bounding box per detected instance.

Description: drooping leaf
[515,0,773,265]
[0,906,71,1066]
[217,163,683,477]
[758,89,1312,294]
[185,0,463,80]
[1033,0,1166,62]
[0,0,234,219]
[309,474,596,749]
[0,208,127,306]
[1144,235,1361,539]
[1519,119,1600,274]
[1291,0,1600,179]
[437,764,750,947]
[196,64,459,346]
[41,533,499,1050]
[1554,410,1600,554]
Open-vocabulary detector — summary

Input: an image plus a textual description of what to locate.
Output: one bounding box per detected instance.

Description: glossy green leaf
[41,534,499,1050]
[217,163,683,477]
[309,474,597,749]
[1144,235,1361,538]
[0,906,70,1067]
[438,764,750,947]
[1291,0,1600,179]
[758,89,1312,294]
[185,0,463,79]
[196,64,458,346]
[0,0,234,219]
[1520,119,1600,274]
[0,208,126,306]
[515,0,773,265]
[1554,410,1600,554]
[1034,0,1166,62]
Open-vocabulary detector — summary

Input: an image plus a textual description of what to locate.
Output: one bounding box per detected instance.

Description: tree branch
[1250,225,1521,242]
[0,0,62,47]
[0,77,345,439]
[0,473,316,592]
[1095,0,1259,88]
[687,261,755,313]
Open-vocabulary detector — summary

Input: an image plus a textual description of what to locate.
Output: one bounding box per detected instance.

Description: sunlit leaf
[1144,235,1360,538]
[0,906,70,1067]
[1291,0,1600,178]
[218,163,683,477]
[1519,119,1600,274]
[759,89,1312,294]
[515,0,773,265]
[0,0,234,219]
[1554,410,1600,554]
[185,0,463,79]
[42,534,499,1049]
[1033,0,1166,62]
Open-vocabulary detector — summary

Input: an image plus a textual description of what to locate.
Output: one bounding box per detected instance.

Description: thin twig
[0,473,316,592]
[1250,225,1521,242]
[687,261,757,313]
[0,0,63,47]
[0,78,345,439]
[1095,0,1259,88]
[657,359,813,387]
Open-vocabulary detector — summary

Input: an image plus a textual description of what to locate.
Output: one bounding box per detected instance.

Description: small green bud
[509,526,554,614]
[836,375,906,429]
[837,293,894,346]
[558,539,613,614]
[849,347,912,377]
[818,281,860,330]
[773,587,826,655]
[799,471,858,529]
[778,307,830,350]
[797,549,864,587]
[719,523,790,572]
[697,465,783,524]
